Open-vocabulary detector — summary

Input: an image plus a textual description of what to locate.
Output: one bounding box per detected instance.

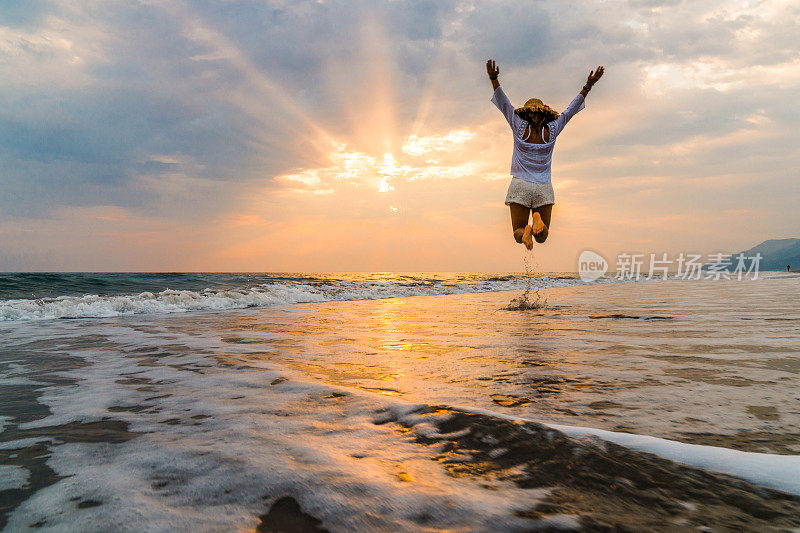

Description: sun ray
[409,7,471,138]
[162,0,340,155]
[409,47,447,138]
[354,9,397,155]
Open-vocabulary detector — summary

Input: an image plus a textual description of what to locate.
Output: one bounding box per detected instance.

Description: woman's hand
[486,59,500,80]
[580,66,604,97]
[587,65,604,86]
[486,59,501,90]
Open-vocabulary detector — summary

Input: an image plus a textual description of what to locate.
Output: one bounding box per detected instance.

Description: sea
[1,272,800,531]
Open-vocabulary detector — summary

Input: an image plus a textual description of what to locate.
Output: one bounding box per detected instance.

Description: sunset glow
[1,0,798,271]
[4,4,800,531]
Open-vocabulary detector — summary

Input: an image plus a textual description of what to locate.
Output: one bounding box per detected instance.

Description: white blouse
[491,86,585,184]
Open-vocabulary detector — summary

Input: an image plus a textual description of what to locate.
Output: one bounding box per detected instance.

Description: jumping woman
[487,59,604,250]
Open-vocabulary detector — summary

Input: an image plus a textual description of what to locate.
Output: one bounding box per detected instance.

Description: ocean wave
[0,277,586,322]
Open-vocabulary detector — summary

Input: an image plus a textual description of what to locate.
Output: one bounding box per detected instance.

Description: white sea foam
[0,465,30,491]
[5,324,557,532]
[456,406,800,496]
[0,437,54,450]
[0,277,589,322]
[551,423,800,495]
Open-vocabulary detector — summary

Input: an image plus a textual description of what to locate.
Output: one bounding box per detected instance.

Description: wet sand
[380,405,800,530]
[2,275,800,531]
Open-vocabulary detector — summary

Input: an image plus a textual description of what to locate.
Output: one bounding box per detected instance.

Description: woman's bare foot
[531,212,546,236]
[522,225,534,250]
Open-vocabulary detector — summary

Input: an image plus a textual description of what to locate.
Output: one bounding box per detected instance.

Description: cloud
[402,130,475,156]
[0,0,798,270]
[274,129,481,196]
[0,0,57,28]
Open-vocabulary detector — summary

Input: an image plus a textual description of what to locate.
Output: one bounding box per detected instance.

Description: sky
[0,0,798,272]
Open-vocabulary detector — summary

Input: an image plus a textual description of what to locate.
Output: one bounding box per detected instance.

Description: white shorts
[504,177,555,208]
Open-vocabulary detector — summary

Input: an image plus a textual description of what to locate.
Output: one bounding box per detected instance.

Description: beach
[2,273,800,531]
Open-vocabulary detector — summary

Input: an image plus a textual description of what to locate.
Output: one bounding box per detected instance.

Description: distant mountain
[708,238,800,271]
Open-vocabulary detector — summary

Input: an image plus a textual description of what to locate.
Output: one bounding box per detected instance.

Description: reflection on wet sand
[205,277,800,454]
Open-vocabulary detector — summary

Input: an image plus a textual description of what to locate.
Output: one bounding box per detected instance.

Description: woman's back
[521,123,550,144]
[491,86,585,183]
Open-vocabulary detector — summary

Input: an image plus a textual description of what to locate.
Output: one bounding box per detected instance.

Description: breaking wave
[0,275,590,322]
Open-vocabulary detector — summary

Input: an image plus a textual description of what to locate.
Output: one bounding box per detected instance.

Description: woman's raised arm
[488,59,520,130]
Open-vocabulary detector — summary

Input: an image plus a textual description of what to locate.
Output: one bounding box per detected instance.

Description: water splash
[506,250,548,310]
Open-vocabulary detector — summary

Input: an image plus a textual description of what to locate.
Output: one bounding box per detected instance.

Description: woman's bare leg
[509,203,533,250]
[531,204,553,243]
